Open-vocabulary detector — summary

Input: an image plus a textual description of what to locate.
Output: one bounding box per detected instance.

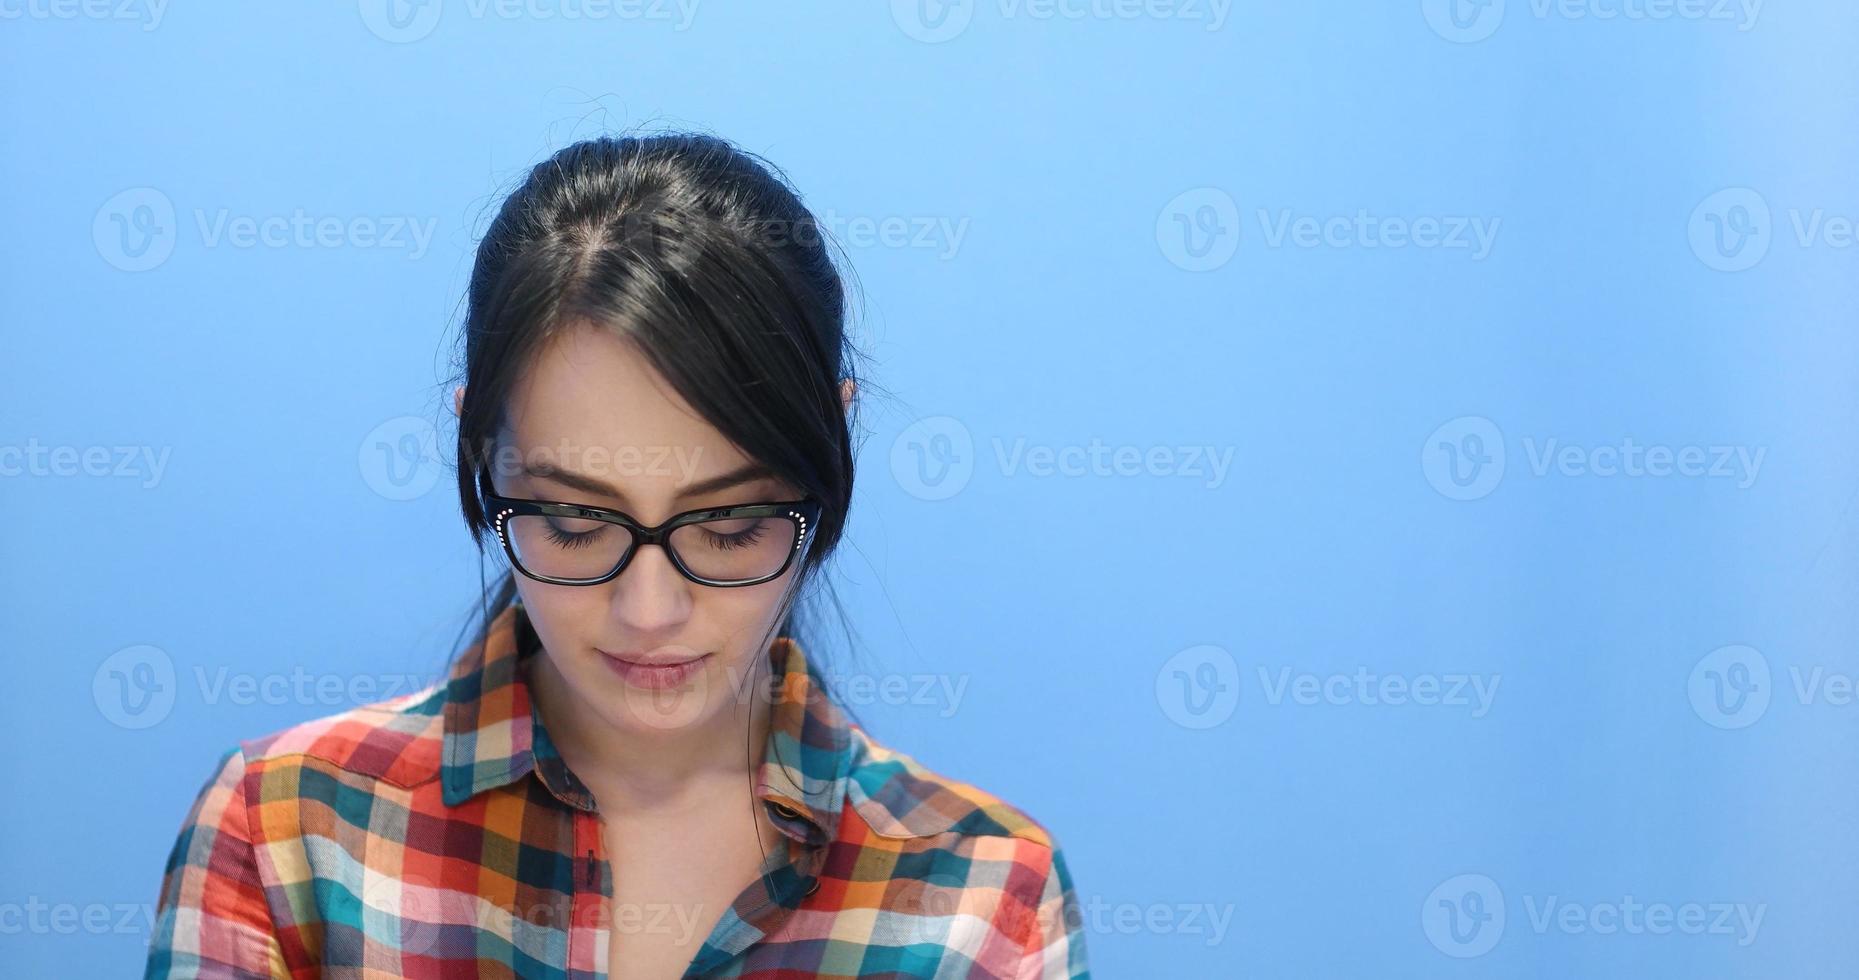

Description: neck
[525,648,774,815]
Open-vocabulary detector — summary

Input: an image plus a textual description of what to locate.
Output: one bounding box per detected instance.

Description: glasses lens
[667,513,799,584]
[504,513,631,582]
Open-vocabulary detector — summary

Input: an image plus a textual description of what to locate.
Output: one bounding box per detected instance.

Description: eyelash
[541,520,769,551]
[544,524,605,551]
[701,523,767,551]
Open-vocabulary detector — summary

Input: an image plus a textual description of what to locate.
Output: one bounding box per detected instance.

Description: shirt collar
[440,601,852,846]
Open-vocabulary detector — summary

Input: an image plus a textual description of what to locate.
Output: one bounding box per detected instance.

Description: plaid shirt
[143,601,1089,979]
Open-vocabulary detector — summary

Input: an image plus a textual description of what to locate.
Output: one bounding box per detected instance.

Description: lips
[596,647,711,691]
[604,646,705,667]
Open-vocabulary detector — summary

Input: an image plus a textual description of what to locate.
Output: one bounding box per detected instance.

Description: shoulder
[841,725,1060,852]
[835,727,1088,970]
[215,679,449,794]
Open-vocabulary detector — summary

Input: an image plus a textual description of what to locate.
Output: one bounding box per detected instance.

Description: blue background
[5,1,1857,976]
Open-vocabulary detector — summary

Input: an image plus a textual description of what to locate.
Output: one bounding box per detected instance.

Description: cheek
[513,581,607,650]
[708,581,793,656]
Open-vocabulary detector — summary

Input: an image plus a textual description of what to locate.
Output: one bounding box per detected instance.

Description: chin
[585,652,728,733]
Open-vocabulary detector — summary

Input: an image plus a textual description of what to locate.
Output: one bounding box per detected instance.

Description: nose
[604,541,694,635]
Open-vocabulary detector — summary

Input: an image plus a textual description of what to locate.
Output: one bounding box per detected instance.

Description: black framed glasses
[484,491,822,588]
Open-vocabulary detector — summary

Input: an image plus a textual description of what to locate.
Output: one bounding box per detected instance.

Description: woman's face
[478,320,804,736]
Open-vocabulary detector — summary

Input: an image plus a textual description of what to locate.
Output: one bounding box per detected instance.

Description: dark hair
[441,129,876,688]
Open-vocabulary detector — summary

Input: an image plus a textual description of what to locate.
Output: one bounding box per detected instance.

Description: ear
[838,378,856,413]
[453,384,467,419]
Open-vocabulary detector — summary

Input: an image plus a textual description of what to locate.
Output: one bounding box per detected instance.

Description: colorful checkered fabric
[144,600,1090,978]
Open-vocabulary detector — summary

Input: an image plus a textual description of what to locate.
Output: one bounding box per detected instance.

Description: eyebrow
[521,458,778,509]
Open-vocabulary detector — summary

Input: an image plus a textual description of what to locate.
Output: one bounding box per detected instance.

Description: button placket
[569,808,610,980]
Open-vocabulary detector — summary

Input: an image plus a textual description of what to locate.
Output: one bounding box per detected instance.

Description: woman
[143,132,1090,979]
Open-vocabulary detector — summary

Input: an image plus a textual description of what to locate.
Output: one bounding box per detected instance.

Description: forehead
[499,321,752,487]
